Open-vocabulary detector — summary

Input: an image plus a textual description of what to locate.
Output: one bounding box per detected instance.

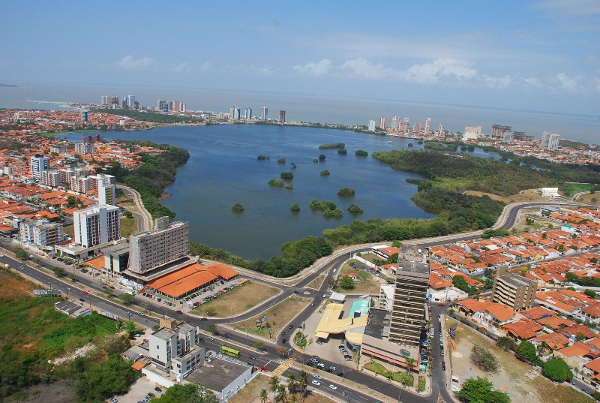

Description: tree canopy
[151,384,217,403]
[457,377,510,403]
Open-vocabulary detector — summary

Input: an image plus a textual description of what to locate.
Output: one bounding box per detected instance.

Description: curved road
[2,200,583,403]
[117,184,153,232]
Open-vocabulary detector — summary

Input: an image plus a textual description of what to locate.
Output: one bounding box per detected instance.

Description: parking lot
[109,375,164,403]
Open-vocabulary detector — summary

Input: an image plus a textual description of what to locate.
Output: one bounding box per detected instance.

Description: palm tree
[289,393,298,403]
[260,389,268,403]
[298,370,308,394]
[287,374,297,395]
[270,376,280,400]
[276,385,287,403]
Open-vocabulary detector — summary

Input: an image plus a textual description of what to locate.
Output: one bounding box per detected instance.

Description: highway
[0,200,583,402]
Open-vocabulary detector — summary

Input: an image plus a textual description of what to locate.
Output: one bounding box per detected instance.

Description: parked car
[442,361,446,371]
[312,380,321,386]
[313,374,322,379]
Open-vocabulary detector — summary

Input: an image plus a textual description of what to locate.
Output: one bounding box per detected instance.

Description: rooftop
[186,357,250,392]
[364,308,390,339]
[397,258,429,277]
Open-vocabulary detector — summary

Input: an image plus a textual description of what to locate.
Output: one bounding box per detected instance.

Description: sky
[1,0,599,116]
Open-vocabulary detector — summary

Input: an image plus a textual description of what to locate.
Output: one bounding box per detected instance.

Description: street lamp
[67,287,71,299]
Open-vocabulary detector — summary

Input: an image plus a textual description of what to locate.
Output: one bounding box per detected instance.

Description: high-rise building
[389,249,429,347]
[413,122,421,134]
[379,116,387,130]
[244,107,252,120]
[262,106,268,120]
[41,170,61,187]
[75,141,94,155]
[512,131,526,142]
[81,111,88,122]
[30,154,49,179]
[391,116,400,130]
[95,174,116,206]
[400,118,409,133]
[279,110,286,124]
[128,217,189,274]
[541,131,561,150]
[157,100,167,112]
[424,117,431,136]
[491,125,511,140]
[491,266,536,311]
[73,205,120,248]
[148,323,205,381]
[126,95,136,108]
[101,96,110,106]
[368,120,376,132]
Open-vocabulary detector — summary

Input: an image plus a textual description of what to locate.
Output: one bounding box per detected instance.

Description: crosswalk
[272,358,293,376]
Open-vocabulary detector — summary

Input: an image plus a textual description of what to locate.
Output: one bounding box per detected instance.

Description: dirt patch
[576,193,599,206]
[5,380,76,403]
[306,274,326,289]
[191,281,279,318]
[463,189,547,203]
[451,319,593,403]
[0,269,35,298]
[232,295,311,339]
[334,263,384,294]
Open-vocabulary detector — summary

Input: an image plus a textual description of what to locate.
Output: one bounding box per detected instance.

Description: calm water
[66,125,449,259]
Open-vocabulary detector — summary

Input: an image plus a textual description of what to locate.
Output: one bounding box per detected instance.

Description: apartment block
[30,154,49,179]
[492,266,537,311]
[148,322,205,381]
[389,255,429,347]
[128,217,189,275]
[19,219,66,248]
[73,205,120,248]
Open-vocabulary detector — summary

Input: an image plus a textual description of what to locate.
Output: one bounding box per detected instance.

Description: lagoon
[64,125,497,259]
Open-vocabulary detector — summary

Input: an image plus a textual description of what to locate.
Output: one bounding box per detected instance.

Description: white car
[312,380,321,386]
[313,374,322,379]
[329,384,337,390]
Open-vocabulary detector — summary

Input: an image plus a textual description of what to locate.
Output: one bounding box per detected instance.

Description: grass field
[120,216,138,238]
[333,262,383,294]
[227,374,335,403]
[464,188,547,203]
[232,295,311,339]
[450,318,593,403]
[190,281,279,318]
[305,274,326,289]
[562,183,594,197]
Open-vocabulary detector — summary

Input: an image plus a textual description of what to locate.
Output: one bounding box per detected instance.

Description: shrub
[319,143,345,149]
[232,203,244,212]
[542,358,572,382]
[337,187,356,197]
[257,155,270,160]
[355,150,368,157]
[347,204,364,215]
[337,148,347,155]
[319,154,326,161]
[320,170,330,176]
[277,158,286,164]
[290,204,300,212]
[496,337,516,351]
[285,183,294,190]
[280,172,293,180]
[470,344,499,372]
[269,179,285,187]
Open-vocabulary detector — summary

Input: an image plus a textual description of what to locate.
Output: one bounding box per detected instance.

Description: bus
[220,345,240,358]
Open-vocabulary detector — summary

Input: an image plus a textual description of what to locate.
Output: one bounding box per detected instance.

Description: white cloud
[293,59,332,76]
[555,73,579,90]
[115,55,154,70]
[170,62,192,73]
[199,62,211,72]
[401,59,478,83]
[225,63,274,76]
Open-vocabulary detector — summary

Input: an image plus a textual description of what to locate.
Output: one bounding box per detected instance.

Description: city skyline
[1,1,599,118]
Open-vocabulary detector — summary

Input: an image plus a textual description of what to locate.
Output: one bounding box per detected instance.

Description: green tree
[152,384,217,403]
[276,385,287,403]
[318,154,326,161]
[51,266,65,277]
[337,187,356,197]
[347,204,364,215]
[453,275,474,294]
[298,370,308,394]
[542,358,572,382]
[287,373,297,394]
[290,204,300,213]
[280,172,293,180]
[232,203,244,212]
[73,355,140,402]
[496,337,516,351]
[209,324,218,334]
[260,389,268,403]
[270,376,280,400]
[584,289,597,299]
[320,170,330,176]
[253,341,265,350]
[457,377,510,403]
[119,294,134,305]
[516,341,538,365]
[14,246,28,260]
[339,276,355,290]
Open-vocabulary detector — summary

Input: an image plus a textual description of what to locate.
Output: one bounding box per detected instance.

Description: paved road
[2,200,583,403]
[118,184,153,232]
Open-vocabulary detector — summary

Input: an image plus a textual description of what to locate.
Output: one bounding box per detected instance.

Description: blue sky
[1,0,599,115]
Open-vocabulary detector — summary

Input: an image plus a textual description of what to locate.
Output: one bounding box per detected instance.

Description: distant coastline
[0,83,18,88]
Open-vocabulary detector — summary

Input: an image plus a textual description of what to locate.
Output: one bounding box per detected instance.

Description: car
[79,298,85,302]
[310,356,319,362]
[281,339,286,344]
[313,374,322,379]
[176,310,183,314]
[306,361,313,367]
[317,362,325,368]
[442,361,446,371]
[288,324,293,329]
[250,355,256,360]
[440,303,446,307]
[329,384,337,390]
[109,398,118,403]
[338,345,344,350]
[311,380,321,386]
[344,356,352,361]
[281,331,286,336]
[329,366,337,371]
[326,367,332,373]
[147,393,155,398]
[322,294,327,298]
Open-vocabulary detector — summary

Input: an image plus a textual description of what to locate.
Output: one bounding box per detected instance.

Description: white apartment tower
[368,120,376,132]
[73,205,120,248]
[30,154,49,179]
[128,217,189,274]
[262,106,268,120]
[424,117,431,136]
